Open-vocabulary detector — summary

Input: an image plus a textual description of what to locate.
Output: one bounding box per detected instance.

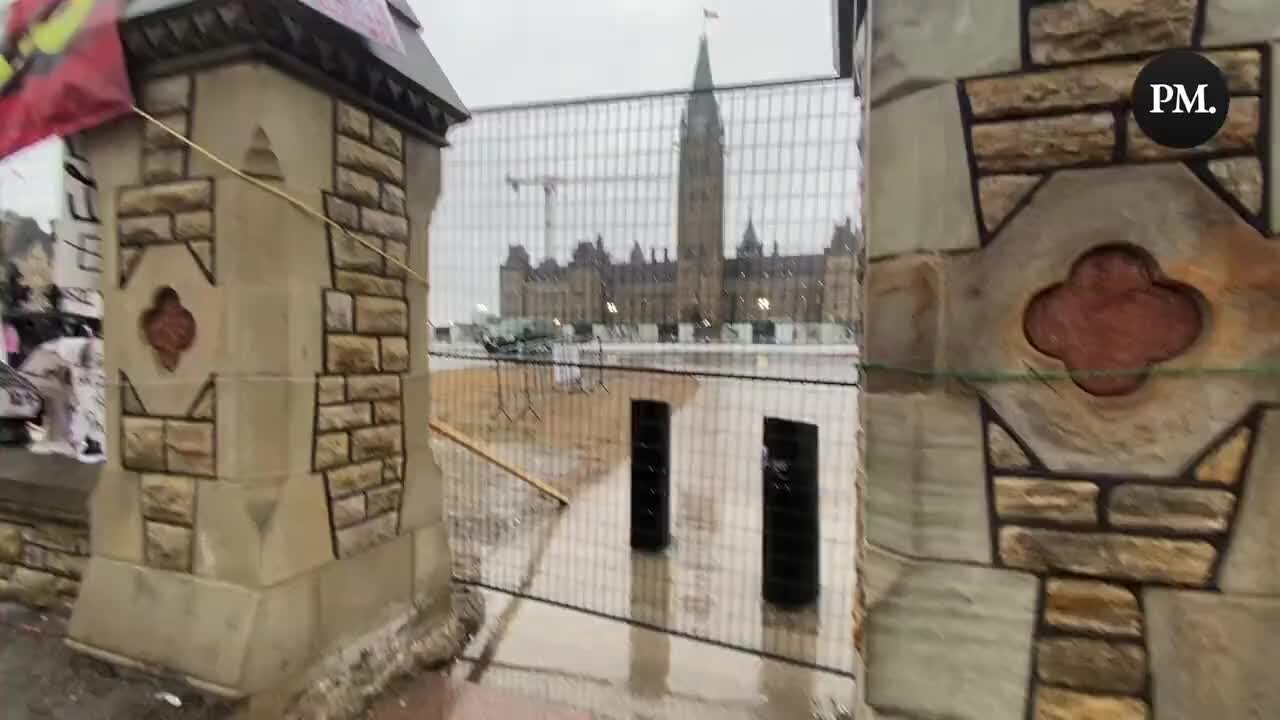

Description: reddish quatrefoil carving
[141,286,197,372]
[1024,246,1203,397]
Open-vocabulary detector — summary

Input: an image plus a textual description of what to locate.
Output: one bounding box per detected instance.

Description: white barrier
[551,343,583,387]
[435,341,859,357]
[776,322,797,345]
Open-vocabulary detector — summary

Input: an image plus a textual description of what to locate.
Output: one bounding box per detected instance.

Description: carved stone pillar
[862,1,1279,718]
[64,1,468,703]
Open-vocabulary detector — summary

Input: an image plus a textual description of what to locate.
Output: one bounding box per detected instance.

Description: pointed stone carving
[1195,427,1252,486]
[979,174,1042,235]
[187,377,215,420]
[120,372,147,416]
[1206,157,1264,217]
[988,423,1032,470]
[241,126,283,180]
[119,246,144,288]
[244,495,281,533]
[186,240,215,283]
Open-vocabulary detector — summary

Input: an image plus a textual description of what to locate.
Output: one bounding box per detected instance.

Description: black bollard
[762,417,820,607]
[630,400,671,552]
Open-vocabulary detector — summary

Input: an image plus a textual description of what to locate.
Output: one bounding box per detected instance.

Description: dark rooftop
[122,0,468,139]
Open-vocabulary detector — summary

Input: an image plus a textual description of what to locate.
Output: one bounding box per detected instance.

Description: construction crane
[504,174,669,261]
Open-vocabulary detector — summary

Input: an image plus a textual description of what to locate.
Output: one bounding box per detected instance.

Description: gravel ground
[0,604,236,720]
[439,438,585,584]
[0,368,702,720]
[0,601,584,720]
[433,366,701,586]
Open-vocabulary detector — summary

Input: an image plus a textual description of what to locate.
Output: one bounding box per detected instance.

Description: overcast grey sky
[429,77,860,324]
[1,1,864,327]
[0,0,841,226]
[418,0,838,107]
[419,0,859,324]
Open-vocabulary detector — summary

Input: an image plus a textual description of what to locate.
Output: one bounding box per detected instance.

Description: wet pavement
[452,589,856,720]
[366,670,592,719]
[0,348,860,719]
[0,601,594,720]
[434,349,861,718]
[0,604,236,720]
[0,594,853,720]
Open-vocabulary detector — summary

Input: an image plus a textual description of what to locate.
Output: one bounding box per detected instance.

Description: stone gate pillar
[862,1,1278,718]
[63,1,469,704]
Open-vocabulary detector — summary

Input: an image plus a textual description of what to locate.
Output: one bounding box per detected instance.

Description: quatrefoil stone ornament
[141,286,197,372]
[1023,246,1203,396]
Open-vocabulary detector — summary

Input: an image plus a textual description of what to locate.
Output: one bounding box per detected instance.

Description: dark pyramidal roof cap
[123,0,467,134]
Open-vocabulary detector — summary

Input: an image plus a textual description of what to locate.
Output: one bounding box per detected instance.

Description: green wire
[857,361,1280,384]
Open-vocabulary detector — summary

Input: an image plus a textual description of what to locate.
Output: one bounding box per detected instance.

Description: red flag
[0,0,133,162]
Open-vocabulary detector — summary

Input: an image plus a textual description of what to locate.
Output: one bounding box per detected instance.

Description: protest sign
[297,0,404,54]
[0,0,133,161]
[54,134,103,318]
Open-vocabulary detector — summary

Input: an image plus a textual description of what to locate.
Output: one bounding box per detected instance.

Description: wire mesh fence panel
[435,352,859,673]
[429,72,861,675]
[429,75,863,373]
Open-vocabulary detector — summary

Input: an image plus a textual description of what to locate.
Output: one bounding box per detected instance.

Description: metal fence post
[595,336,609,393]
[762,417,820,607]
[630,399,671,552]
[491,358,513,422]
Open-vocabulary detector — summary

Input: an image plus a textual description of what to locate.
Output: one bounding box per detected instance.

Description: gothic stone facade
[499,37,863,327]
[860,1,1280,719]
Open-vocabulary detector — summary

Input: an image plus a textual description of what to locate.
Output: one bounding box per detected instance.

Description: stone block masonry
[961,37,1271,239]
[863,1,1280,719]
[315,100,411,559]
[63,8,468,703]
[118,375,215,575]
[0,515,89,615]
[985,406,1258,719]
[120,75,216,287]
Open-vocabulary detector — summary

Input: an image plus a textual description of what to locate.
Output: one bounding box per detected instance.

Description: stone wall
[122,75,215,286]
[0,514,88,614]
[317,101,411,559]
[69,59,454,699]
[115,73,217,575]
[863,1,1279,719]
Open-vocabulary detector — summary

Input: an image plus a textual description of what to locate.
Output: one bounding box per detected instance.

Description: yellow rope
[122,110,1270,391]
[130,105,428,287]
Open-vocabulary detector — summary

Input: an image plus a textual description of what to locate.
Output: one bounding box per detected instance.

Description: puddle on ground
[433,352,860,719]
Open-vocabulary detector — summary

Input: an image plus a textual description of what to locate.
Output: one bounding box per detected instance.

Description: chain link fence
[429,74,862,676]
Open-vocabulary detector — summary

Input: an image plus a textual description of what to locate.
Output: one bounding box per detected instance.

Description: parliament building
[499,36,862,328]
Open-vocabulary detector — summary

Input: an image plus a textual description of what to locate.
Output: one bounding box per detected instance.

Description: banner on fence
[296,0,404,54]
[53,134,102,318]
[19,336,103,460]
[68,335,104,458]
[0,361,41,420]
[0,0,133,162]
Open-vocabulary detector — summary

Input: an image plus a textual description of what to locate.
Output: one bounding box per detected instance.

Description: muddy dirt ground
[0,604,236,720]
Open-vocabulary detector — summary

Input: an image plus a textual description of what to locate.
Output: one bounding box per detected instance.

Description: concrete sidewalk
[0,602,590,720]
[364,672,591,720]
[0,603,234,720]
